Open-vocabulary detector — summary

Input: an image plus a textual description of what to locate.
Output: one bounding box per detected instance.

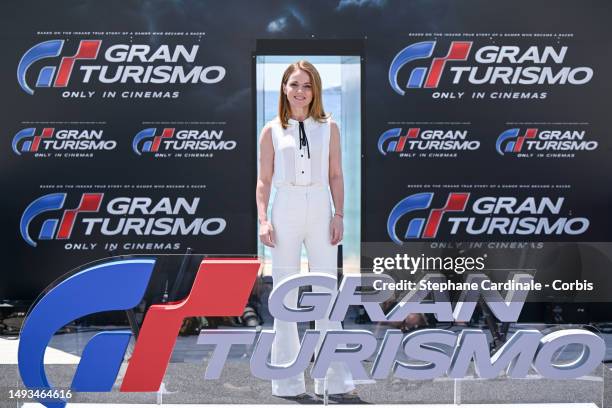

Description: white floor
[20,403,601,407]
[0,337,80,364]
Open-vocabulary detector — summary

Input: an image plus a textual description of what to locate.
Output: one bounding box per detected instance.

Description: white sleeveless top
[269,116,331,188]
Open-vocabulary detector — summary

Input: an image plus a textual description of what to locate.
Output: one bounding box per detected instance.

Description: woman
[256,61,355,398]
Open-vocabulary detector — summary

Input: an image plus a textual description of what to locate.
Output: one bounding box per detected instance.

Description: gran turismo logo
[387,192,589,244]
[388,41,471,95]
[20,193,103,247]
[387,192,469,243]
[496,128,597,156]
[388,40,593,96]
[132,128,175,155]
[496,128,538,155]
[20,193,226,247]
[17,40,100,95]
[377,127,478,155]
[12,128,55,154]
[17,40,225,96]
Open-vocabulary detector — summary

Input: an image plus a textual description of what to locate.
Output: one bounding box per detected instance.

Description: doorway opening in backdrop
[255,48,362,275]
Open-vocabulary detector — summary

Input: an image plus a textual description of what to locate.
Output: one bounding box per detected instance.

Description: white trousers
[270,185,354,396]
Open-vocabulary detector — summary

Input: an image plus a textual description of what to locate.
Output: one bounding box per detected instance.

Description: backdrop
[1,0,611,303]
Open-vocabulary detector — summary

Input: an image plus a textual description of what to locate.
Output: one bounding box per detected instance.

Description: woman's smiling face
[283,69,313,112]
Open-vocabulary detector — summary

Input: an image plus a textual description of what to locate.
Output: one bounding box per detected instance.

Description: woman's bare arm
[256,125,275,246]
[329,120,344,245]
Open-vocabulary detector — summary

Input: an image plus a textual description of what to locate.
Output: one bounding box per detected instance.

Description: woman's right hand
[259,220,276,247]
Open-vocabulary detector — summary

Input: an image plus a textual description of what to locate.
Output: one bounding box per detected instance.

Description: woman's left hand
[330,214,343,245]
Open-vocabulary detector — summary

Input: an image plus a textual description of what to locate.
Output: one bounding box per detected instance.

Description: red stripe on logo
[56,193,103,239]
[121,258,261,392]
[54,40,101,87]
[422,192,469,238]
[424,42,471,89]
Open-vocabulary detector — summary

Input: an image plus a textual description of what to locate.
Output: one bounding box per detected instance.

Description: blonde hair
[278,60,329,129]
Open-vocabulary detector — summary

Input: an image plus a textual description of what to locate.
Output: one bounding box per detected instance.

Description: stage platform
[2,326,611,406]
